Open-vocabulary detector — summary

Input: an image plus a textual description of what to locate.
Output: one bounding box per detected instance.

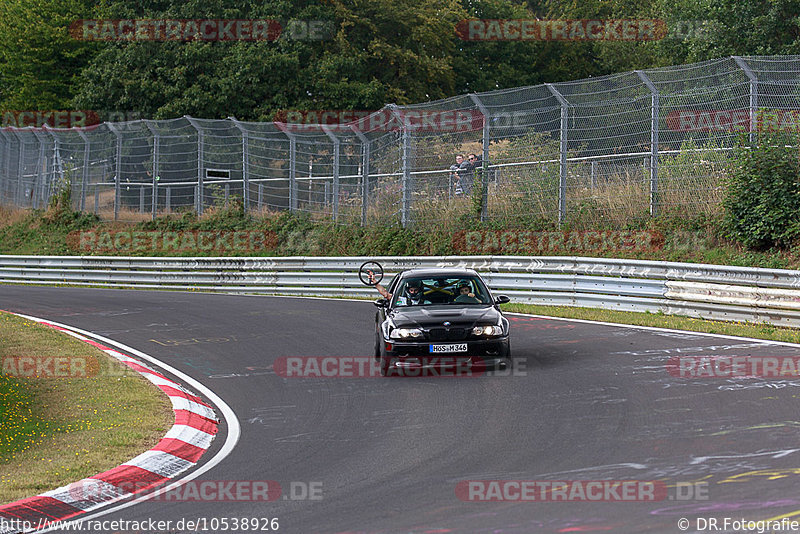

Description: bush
[723,130,800,250]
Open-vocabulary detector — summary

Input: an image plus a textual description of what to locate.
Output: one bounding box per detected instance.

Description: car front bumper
[382,337,510,371]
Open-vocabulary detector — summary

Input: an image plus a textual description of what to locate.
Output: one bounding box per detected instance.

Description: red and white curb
[0,315,234,534]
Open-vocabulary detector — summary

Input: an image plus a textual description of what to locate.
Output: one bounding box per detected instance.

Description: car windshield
[392,277,491,307]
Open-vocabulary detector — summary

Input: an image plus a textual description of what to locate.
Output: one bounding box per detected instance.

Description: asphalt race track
[3,285,800,534]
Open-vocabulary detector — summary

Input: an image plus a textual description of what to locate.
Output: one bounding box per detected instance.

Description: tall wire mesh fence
[2,55,799,228]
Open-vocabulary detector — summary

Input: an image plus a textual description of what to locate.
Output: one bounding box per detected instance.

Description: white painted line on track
[9,314,241,531]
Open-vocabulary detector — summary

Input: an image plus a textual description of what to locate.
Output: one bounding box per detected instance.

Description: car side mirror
[494,295,510,305]
[374,298,389,308]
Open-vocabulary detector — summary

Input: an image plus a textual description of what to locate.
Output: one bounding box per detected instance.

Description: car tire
[500,341,512,372]
[374,334,381,362]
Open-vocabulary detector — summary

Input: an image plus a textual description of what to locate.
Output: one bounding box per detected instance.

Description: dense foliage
[723,131,800,250]
[3,0,800,119]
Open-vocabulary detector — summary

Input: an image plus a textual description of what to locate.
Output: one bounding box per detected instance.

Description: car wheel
[374,334,381,362]
[497,357,512,372]
[500,341,512,371]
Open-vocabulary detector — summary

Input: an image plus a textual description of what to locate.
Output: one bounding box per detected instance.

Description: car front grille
[427,327,467,341]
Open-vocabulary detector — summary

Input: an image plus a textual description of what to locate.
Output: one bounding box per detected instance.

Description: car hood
[389,305,501,328]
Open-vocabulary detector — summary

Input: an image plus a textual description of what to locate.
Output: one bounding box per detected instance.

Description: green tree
[0,0,99,111]
[678,0,800,60]
[74,0,469,120]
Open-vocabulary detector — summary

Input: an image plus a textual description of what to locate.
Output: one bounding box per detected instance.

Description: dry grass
[96,207,155,223]
[0,205,31,228]
[0,312,174,504]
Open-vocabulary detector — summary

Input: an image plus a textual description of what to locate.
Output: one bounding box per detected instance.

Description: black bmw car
[373,268,511,376]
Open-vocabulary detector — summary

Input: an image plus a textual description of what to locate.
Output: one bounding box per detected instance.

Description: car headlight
[390,327,424,339]
[472,325,504,336]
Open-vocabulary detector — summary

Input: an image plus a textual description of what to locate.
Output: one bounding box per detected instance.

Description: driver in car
[454,282,481,304]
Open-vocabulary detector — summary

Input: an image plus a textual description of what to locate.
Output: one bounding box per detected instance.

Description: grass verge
[505,303,800,344]
[3,204,800,270]
[0,311,173,504]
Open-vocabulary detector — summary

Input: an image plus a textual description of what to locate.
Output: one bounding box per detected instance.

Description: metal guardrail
[3,255,800,327]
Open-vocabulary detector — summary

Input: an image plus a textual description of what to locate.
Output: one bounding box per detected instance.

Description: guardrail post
[185,116,204,215]
[143,121,160,220]
[546,84,568,225]
[469,94,491,222]
[389,105,411,227]
[75,129,91,212]
[321,125,340,222]
[350,125,370,227]
[229,117,250,211]
[106,122,122,220]
[636,70,660,217]
[733,56,758,145]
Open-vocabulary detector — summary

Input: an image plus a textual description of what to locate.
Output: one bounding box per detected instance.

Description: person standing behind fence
[457,154,476,195]
[468,153,494,190]
[449,154,465,195]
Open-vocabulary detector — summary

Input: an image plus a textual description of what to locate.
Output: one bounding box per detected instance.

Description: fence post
[636,70,660,217]
[143,121,159,220]
[106,122,122,220]
[185,116,205,215]
[9,129,26,207]
[32,130,51,210]
[76,129,90,212]
[389,105,411,227]
[277,126,297,212]
[229,117,250,211]
[733,56,758,145]
[350,125,370,227]
[546,84,569,225]
[321,125,340,222]
[46,127,65,206]
[469,94,491,222]
[0,130,10,203]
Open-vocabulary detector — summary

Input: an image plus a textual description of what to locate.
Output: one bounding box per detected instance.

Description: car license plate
[429,343,467,353]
